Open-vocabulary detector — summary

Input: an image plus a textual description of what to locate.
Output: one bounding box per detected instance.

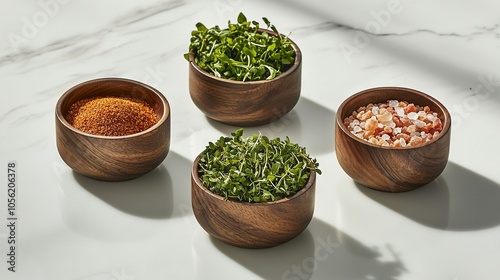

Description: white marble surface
[1,0,500,279]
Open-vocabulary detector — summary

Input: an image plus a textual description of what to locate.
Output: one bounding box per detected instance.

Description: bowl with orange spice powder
[335,87,451,192]
[56,78,170,181]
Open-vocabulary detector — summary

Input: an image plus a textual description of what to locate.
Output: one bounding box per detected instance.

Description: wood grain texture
[188,30,302,127]
[55,78,170,181]
[335,87,451,192]
[191,155,316,248]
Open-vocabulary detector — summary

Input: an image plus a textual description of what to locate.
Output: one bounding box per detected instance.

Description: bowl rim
[188,28,302,85]
[55,77,170,139]
[336,86,451,150]
[191,153,315,206]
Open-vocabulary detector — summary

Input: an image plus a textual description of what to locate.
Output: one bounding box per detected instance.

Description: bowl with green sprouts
[185,13,302,126]
[191,129,320,248]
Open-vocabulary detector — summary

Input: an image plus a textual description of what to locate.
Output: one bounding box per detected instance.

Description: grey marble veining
[1,1,500,279]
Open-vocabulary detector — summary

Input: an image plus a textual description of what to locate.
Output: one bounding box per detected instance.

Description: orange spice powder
[66,96,158,136]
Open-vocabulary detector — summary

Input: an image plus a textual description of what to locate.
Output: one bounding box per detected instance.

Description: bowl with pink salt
[335,87,451,192]
[55,78,170,181]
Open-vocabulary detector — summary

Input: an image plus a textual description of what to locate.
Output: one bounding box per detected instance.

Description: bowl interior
[57,78,168,133]
[188,29,302,85]
[337,87,451,148]
[191,154,315,205]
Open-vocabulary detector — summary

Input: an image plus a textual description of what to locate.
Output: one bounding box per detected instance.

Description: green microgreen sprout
[197,128,321,203]
[184,12,296,81]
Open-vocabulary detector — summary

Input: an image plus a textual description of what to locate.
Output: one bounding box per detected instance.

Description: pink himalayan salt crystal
[344,100,443,147]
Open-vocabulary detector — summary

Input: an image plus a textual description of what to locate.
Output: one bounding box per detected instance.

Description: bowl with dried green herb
[185,13,302,126]
[191,129,320,248]
[55,78,170,181]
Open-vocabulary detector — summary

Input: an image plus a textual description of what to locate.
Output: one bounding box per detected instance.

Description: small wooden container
[188,30,302,127]
[335,87,451,192]
[55,78,170,181]
[191,155,316,248]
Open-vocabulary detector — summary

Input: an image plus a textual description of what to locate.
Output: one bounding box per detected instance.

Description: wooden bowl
[191,155,316,248]
[188,30,302,127]
[55,78,170,181]
[335,87,451,192]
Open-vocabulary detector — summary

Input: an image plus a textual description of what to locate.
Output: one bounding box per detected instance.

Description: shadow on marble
[357,161,500,231]
[209,218,406,280]
[206,96,336,156]
[74,150,192,219]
